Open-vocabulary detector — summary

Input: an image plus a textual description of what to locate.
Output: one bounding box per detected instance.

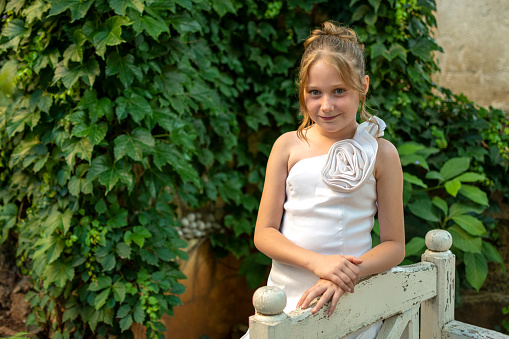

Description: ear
[363,75,370,95]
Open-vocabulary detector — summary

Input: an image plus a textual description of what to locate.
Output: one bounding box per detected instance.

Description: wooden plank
[442,320,509,339]
[282,263,437,338]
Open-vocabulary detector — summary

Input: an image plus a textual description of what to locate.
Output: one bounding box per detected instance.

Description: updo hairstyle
[297,21,375,140]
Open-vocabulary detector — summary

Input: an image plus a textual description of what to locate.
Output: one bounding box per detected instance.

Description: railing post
[249,286,290,339]
[420,229,455,339]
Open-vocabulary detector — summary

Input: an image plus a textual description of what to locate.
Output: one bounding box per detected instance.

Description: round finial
[253,286,286,315]
[425,229,452,252]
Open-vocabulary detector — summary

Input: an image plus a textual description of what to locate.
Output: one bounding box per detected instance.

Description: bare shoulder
[374,138,402,179]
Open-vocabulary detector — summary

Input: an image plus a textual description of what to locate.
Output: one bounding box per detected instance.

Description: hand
[311,254,362,293]
[297,279,346,316]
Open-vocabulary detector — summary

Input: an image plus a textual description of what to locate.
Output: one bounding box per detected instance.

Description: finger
[344,260,360,276]
[344,255,363,264]
[330,275,352,292]
[300,287,323,309]
[328,289,344,316]
[312,290,333,314]
[297,289,310,308]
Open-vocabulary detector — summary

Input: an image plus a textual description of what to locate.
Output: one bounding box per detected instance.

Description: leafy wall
[0,0,508,338]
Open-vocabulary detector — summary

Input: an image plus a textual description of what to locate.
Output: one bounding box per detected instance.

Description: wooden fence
[248,230,509,339]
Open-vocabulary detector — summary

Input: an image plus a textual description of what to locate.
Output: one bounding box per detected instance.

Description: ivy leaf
[133,303,145,323]
[452,214,487,236]
[98,254,116,271]
[115,93,152,123]
[94,288,111,310]
[116,242,131,259]
[152,141,200,186]
[108,0,144,15]
[409,36,442,62]
[87,155,133,193]
[119,314,133,332]
[0,204,17,244]
[9,136,41,168]
[68,175,93,196]
[129,11,170,40]
[49,0,94,22]
[92,16,131,58]
[211,0,236,17]
[169,14,201,34]
[351,4,371,22]
[6,109,41,137]
[458,184,489,206]
[63,137,93,167]
[53,58,100,88]
[22,1,51,24]
[114,128,155,162]
[112,281,126,303]
[44,260,75,289]
[464,252,488,291]
[88,276,112,291]
[388,43,407,62]
[106,53,143,88]
[1,18,28,40]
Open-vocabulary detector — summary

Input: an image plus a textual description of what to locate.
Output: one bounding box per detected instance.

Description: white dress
[243,117,386,339]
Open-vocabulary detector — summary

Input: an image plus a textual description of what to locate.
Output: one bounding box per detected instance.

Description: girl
[245,21,405,338]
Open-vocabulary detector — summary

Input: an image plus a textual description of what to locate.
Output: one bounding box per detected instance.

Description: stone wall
[435,0,509,113]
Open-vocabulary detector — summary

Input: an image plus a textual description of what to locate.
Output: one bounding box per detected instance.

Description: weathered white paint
[421,231,456,339]
[250,263,436,338]
[248,230,509,338]
[442,320,509,339]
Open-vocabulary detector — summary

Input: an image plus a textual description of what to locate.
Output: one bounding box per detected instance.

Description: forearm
[357,240,405,278]
[254,227,321,272]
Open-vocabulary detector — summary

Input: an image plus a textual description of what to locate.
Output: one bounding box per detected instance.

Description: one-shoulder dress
[243,117,386,339]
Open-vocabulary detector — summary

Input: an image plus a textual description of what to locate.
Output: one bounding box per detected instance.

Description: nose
[321,95,334,112]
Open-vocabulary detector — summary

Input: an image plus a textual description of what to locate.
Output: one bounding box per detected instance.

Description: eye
[309,90,320,96]
[334,88,346,95]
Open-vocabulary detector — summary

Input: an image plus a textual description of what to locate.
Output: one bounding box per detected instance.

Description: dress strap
[321,117,386,192]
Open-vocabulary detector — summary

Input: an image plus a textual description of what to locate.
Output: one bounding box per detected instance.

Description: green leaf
[397,142,425,156]
[464,252,488,291]
[129,11,170,40]
[400,154,429,170]
[444,179,461,197]
[87,155,133,193]
[119,314,133,332]
[115,93,152,123]
[1,18,28,39]
[351,4,371,22]
[169,14,201,34]
[112,281,126,303]
[106,53,143,89]
[448,225,482,253]
[449,202,486,218]
[408,198,440,222]
[9,136,41,168]
[0,204,17,244]
[98,254,116,271]
[49,0,94,22]
[94,288,111,310]
[88,276,112,291]
[108,0,144,15]
[452,214,487,236]
[116,242,131,259]
[117,304,131,318]
[432,196,448,216]
[6,109,41,138]
[425,170,444,182]
[152,141,200,187]
[405,236,426,257]
[370,41,387,60]
[388,43,407,62]
[482,241,503,264]
[53,58,100,88]
[63,137,93,167]
[92,16,131,58]
[133,303,145,323]
[458,185,489,206]
[403,172,427,188]
[439,157,470,181]
[114,128,155,162]
[44,260,75,288]
[455,172,486,183]
[211,0,236,17]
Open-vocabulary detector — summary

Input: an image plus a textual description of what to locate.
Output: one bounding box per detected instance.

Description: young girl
[244,21,405,338]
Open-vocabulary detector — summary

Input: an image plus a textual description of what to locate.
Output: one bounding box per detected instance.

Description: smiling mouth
[319,114,340,121]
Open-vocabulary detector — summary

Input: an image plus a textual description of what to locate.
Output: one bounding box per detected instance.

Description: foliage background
[0,0,508,338]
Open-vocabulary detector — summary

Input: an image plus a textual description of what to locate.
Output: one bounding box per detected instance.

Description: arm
[356,138,405,278]
[254,134,362,291]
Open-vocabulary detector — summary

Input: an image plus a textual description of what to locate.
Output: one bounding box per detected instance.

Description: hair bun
[305,21,363,52]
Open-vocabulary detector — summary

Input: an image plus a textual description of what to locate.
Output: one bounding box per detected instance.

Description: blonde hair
[297,21,375,140]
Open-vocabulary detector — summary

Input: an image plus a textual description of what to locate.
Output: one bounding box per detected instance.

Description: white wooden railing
[248,230,509,339]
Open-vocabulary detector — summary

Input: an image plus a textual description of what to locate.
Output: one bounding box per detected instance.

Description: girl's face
[304,60,368,139]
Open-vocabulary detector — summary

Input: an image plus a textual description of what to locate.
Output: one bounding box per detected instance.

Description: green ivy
[0,0,508,337]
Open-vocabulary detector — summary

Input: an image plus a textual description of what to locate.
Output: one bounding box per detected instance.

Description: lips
[319,114,340,121]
